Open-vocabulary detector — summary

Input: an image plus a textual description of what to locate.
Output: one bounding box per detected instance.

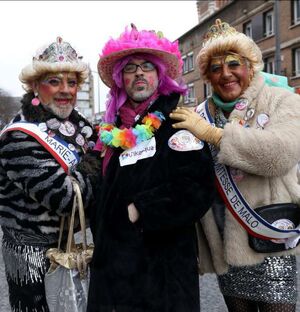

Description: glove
[170,107,223,147]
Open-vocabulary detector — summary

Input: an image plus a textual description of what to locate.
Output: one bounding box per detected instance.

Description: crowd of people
[0,18,300,312]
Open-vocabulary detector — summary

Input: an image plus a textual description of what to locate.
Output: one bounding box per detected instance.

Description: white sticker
[119,137,156,166]
[168,130,204,152]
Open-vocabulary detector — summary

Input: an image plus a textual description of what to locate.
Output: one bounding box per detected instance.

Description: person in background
[0,37,99,312]
[170,19,300,312]
[87,24,215,312]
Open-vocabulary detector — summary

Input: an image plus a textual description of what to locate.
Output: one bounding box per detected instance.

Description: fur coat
[0,94,99,236]
[198,74,300,275]
[88,93,215,312]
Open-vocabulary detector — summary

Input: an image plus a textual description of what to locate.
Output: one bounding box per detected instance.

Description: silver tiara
[34,37,83,63]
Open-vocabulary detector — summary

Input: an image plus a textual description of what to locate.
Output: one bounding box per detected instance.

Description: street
[0,229,299,311]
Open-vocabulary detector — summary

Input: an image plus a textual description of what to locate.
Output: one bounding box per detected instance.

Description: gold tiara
[203,19,238,44]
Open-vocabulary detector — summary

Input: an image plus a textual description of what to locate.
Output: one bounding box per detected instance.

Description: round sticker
[81,126,93,138]
[38,122,47,132]
[168,130,204,152]
[59,121,76,137]
[244,108,255,121]
[271,219,295,244]
[230,167,244,182]
[68,143,75,151]
[257,113,269,128]
[235,99,248,111]
[75,134,85,146]
[88,141,96,149]
[46,118,61,130]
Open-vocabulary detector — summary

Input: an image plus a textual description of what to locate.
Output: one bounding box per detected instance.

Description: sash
[197,100,300,243]
[0,121,79,174]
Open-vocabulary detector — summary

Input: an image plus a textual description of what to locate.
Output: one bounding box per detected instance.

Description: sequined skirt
[2,227,58,312]
[218,255,297,304]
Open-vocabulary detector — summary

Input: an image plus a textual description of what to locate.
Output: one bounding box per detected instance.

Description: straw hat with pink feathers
[98,24,183,88]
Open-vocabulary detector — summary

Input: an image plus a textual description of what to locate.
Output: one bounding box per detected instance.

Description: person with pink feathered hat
[87,24,215,312]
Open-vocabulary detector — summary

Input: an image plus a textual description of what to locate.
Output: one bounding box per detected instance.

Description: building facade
[178,0,300,106]
[76,67,95,122]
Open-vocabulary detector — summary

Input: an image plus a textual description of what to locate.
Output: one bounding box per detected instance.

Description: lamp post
[274,0,281,75]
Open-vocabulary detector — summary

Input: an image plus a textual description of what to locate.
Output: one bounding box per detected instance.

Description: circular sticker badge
[244,108,255,121]
[271,218,295,244]
[235,99,248,111]
[256,113,270,128]
[59,121,76,137]
[46,118,61,130]
[38,122,47,132]
[75,134,85,146]
[168,130,204,152]
[81,126,93,138]
[88,141,96,149]
[230,167,244,182]
[68,143,75,151]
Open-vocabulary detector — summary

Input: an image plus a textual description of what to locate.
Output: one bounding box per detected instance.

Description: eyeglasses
[209,53,247,73]
[123,61,156,73]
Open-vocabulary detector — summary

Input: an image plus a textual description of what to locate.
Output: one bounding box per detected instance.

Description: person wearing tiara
[170,19,300,312]
[0,37,99,312]
[87,24,215,312]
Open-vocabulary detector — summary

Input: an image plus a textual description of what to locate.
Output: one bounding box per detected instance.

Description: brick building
[178,0,300,106]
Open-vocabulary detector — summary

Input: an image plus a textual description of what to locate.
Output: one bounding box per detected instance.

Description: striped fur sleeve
[0,130,93,216]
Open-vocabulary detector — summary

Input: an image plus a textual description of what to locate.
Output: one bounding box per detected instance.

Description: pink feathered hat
[98,24,183,87]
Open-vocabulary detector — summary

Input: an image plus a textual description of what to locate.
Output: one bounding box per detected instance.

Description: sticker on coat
[119,137,156,166]
[168,130,204,152]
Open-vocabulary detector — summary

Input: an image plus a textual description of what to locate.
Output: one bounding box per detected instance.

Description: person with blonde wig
[170,19,300,312]
[0,37,99,311]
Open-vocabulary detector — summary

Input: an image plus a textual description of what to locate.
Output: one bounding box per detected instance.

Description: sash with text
[197,100,300,242]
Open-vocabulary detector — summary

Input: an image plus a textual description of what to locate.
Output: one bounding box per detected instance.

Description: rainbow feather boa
[98,111,165,150]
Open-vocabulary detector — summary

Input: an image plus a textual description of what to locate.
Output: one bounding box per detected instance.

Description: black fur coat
[88,93,215,312]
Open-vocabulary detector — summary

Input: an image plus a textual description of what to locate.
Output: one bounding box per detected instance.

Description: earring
[31,92,40,106]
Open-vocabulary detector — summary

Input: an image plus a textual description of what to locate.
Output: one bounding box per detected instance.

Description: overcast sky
[0,1,198,112]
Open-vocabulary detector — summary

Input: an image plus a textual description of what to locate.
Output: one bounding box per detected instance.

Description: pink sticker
[235,99,248,111]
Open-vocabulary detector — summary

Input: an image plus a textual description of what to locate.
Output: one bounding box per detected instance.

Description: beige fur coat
[198,74,300,275]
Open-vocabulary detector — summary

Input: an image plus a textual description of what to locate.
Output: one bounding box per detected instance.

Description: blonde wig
[197,19,264,81]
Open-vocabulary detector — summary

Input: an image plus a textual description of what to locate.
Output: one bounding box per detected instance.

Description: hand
[128,203,140,223]
[169,107,223,147]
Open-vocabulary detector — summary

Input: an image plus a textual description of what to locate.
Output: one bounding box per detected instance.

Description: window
[204,83,212,98]
[263,10,274,37]
[263,57,274,74]
[243,21,252,38]
[184,83,195,104]
[182,56,188,73]
[182,53,194,74]
[187,52,194,71]
[293,0,300,25]
[293,48,300,76]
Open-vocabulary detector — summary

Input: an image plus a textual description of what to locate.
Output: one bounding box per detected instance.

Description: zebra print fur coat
[0,94,100,237]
